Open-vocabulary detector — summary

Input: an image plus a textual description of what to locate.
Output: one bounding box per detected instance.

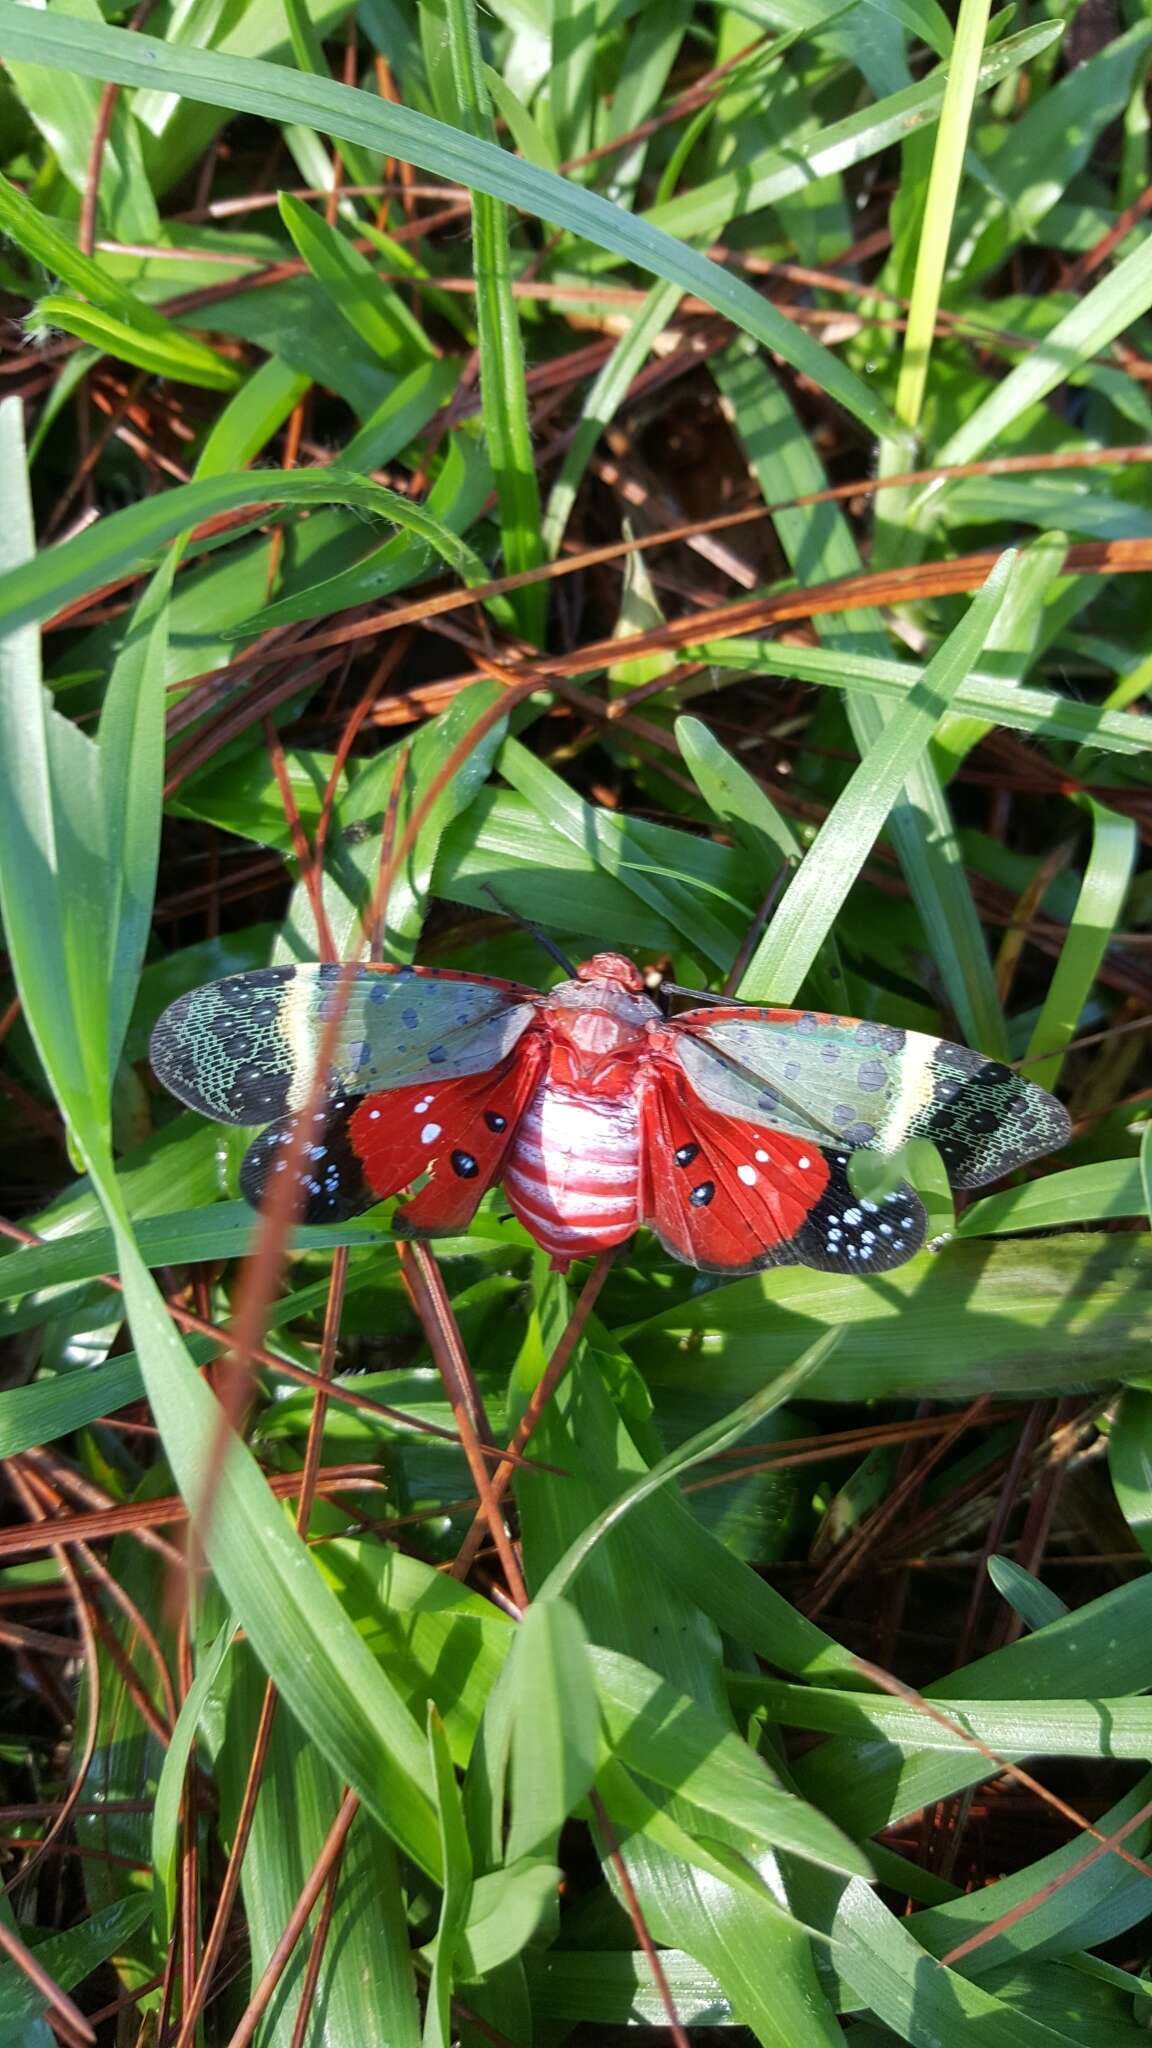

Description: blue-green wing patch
[150,964,537,1125]
[673,1007,1071,1189]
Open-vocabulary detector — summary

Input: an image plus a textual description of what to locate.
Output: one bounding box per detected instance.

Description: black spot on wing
[239,1096,369,1224]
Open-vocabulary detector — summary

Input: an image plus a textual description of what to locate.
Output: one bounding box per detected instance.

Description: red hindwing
[641,1061,831,1273]
[641,1059,927,1275]
[350,1030,546,1235]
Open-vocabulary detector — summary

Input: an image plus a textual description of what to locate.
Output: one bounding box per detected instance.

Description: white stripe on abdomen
[504,1080,640,1263]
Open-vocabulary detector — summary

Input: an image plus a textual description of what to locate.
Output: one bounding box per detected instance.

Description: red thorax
[541,960,660,1096]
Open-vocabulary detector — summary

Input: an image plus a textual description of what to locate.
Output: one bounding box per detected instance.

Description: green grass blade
[0,398,108,1128]
[506,1598,599,1863]
[986,1554,1068,1631]
[908,1773,1152,1972]
[537,1337,834,1601]
[211,1643,425,2048]
[193,355,313,480]
[0,1355,148,1457]
[542,279,682,559]
[591,1645,872,1878]
[0,170,238,387]
[0,3,908,445]
[424,1705,473,2048]
[497,736,747,967]
[438,0,545,641]
[151,1620,236,1944]
[713,342,1010,1052]
[737,554,1016,1004]
[732,1679,1152,1761]
[0,465,493,635]
[279,190,436,368]
[1110,1388,1152,1562]
[1025,798,1137,1091]
[957,1160,1145,1237]
[695,638,1152,757]
[891,0,994,435]
[31,294,242,389]
[675,713,847,1009]
[97,558,175,1074]
[642,22,1062,246]
[0,1899,152,2025]
[627,1236,1152,1402]
[930,230,1152,476]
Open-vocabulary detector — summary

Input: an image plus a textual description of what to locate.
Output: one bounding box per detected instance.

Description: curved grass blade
[0,2,907,445]
[1025,798,1137,1091]
[0,465,493,637]
[738,552,1016,1004]
[537,1335,836,1601]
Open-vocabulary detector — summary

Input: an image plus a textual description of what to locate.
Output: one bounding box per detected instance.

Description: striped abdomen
[504,1079,640,1267]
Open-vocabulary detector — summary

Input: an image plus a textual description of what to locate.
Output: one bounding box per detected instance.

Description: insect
[150,953,1071,1277]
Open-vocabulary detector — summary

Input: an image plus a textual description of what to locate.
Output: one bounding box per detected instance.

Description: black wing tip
[149,993,213,1118]
[149,974,298,1125]
[918,1053,1073,1190]
[792,1161,928,1275]
[239,1103,371,1224]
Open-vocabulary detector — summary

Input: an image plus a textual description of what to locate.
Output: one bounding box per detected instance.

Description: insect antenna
[479,885,578,978]
[660,866,796,1013]
[660,982,752,1011]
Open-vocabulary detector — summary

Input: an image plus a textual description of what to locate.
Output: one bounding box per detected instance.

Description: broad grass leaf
[425,1704,474,2048]
[450,1860,562,1978]
[697,637,1152,758]
[1025,798,1137,1091]
[591,1644,871,1877]
[1109,1388,1152,1560]
[0,467,493,636]
[506,1597,599,1863]
[210,1643,423,2048]
[0,1898,152,2026]
[793,1573,1152,1836]
[957,1161,1145,1236]
[908,1773,1152,1971]
[627,1237,1152,1403]
[985,1556,1068,1632]
[513,1300,846,2045]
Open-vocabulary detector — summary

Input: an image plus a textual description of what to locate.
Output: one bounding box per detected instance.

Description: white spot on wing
[421,1121,442,1143]
[738,1164,757,1186]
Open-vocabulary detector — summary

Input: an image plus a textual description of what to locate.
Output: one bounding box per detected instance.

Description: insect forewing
[671,1008,1071,1189]
[150,963,538,1124]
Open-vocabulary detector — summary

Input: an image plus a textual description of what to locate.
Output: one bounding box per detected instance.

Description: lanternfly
[150,953,1071,1276]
